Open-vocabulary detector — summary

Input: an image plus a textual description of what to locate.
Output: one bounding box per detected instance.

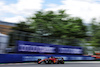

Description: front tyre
[38,59,41,62]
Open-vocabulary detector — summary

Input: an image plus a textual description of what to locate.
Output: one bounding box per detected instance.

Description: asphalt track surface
[0,63,100,67]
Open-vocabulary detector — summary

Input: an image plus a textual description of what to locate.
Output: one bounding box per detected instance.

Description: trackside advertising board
[16,41,83,55]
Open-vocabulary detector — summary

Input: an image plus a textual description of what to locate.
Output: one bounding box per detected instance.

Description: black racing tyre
[60,60,64,64]
[37,59,41,64]
[61,58,64,64]
[58,60,64,64]
[38,59,41,62]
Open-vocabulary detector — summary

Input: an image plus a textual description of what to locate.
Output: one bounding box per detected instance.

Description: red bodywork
[38,57,58,64]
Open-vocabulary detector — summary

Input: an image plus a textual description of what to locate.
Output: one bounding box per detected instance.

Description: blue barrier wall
[0,54,95,63]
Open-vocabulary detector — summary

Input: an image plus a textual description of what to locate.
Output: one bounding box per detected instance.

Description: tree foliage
[90,18,100,47]
[8,10,87,46]
[28,10,87,39]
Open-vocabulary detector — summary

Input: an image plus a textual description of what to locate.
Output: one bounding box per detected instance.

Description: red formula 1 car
[38,57,64,64]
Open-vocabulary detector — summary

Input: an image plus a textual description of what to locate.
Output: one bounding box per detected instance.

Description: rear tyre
[58,58,64,64]
[61,58,64,64]
[61,61,64,64]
